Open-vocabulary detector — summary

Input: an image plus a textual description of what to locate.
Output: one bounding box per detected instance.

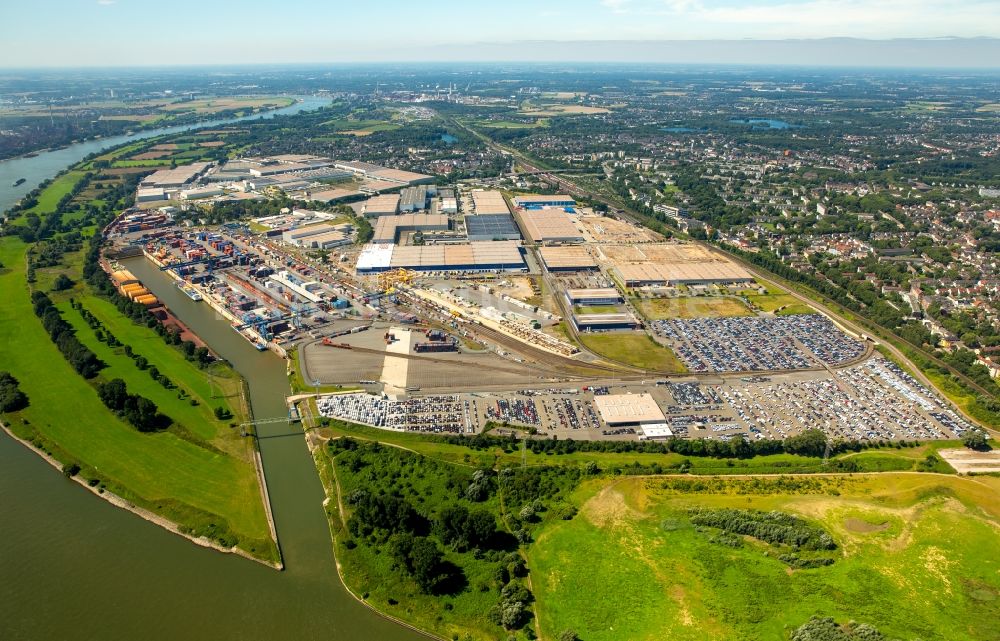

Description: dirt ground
[938,448,1000,473]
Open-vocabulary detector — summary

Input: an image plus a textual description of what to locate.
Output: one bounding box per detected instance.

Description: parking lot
[314,355,970,443]
[652,314,866,372]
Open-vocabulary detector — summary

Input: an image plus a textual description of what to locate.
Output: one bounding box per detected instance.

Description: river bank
[0,417,281,569]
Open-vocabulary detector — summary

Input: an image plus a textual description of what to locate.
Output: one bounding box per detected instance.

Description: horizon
[2,0,1000,68]
[1,38,1000,71]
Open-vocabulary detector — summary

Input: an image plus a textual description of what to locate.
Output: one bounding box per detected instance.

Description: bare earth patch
[844,517,890,533]
[938,448,1000,474]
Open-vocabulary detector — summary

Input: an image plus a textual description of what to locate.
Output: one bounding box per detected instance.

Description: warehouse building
[356,241,525,274]
[333,161,434,186]
[281,223,353,249]
[614,261,754,287]
[180,185,224,200]
[136,187,167,203]
[362,194,400,218]
[471,190,512,215]
[372,213,450,244]
[539,246,598,272]
[565,288,623,306]
[513,194,576,208]
[593,393,667,428]
[399,185,429,212]
[517,208,584,244]
[140,162,212,189]
[439,197,458,214]
[465,213,522,241]
[571,313,641,332]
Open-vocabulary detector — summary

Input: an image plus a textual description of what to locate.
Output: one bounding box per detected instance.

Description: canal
[0,252,424,638]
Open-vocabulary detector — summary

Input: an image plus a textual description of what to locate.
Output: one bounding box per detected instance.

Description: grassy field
[530,474,1000,641]
[634,296,753,319]
[0,235,276,562]
[579,333,686,372]
[21,170,87,217]
[745,292,815,315]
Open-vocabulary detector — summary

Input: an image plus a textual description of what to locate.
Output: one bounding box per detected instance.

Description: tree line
[31,291,104,379]
[446,428,897,461]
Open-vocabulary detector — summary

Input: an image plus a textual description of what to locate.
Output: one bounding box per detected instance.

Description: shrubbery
[97,378,170,432]
[0,371,30,413]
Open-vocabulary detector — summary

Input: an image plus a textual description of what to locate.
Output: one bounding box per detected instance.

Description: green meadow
[0,230,276,562]
[530,474,1000,641]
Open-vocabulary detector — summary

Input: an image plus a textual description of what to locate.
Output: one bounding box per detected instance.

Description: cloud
[97,0,116,5]
[601,0,632,13]
[595,0,1000,39]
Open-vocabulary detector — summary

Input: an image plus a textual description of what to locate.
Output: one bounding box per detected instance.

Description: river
[0,103,426,641]
[0,96,331,212]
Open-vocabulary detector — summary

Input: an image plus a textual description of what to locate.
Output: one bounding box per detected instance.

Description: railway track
[315,340,572,379]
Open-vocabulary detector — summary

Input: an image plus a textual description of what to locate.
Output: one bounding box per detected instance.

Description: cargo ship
[12,178,26,187]
[232,324,268,350]
[176,282,203,301]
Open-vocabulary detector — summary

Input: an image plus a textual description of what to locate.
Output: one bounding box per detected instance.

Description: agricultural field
[579,332,686,372]
[321,118,402,136]
[530,474,1000,641]
[634,296,753,319]
[518,103,611,116]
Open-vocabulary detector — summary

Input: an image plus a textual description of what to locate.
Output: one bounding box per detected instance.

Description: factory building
[513,194,576,208]
[362,194,400,218]
[356,241,526,274]
[539,246,598,272]
[517,208,584,244]
[465,213,522,241]
[565,288,623,306]
[372,213,450,244]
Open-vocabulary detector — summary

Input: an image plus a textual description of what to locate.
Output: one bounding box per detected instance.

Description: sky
[1,0,999,67]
